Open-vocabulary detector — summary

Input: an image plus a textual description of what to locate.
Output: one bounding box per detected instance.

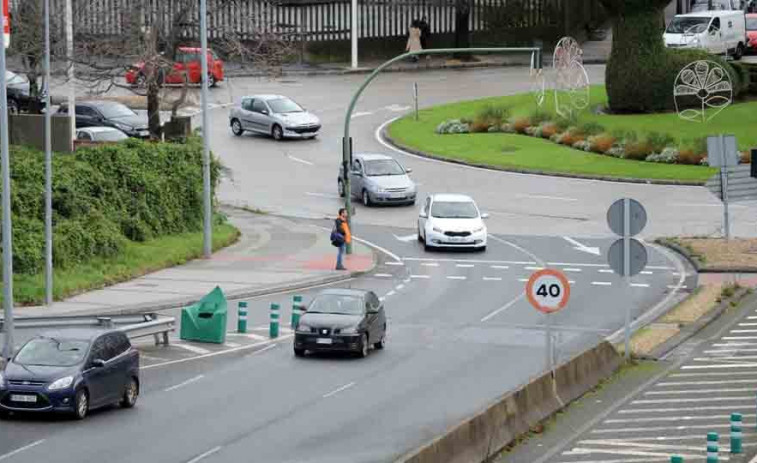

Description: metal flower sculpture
[674,60,732,123]
[530,52,545,107]
[552,36,590,118]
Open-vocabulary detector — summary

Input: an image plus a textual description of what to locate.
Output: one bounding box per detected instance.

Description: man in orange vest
[334,208,351,270]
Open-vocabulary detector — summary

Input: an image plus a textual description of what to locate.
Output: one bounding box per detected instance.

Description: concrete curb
[655,238,757,274]
[642,288,754,361]
[394,342,621,463]
[380,118,708,187]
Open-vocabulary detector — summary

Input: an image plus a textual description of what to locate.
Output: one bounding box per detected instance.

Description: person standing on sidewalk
[334,208,351,270]
[406,21,422,62]
[418,16,431,56]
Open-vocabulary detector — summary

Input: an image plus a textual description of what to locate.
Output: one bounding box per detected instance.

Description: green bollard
[237,301,248,333]
[269,303,280,338]
[731,413,743,454]
[671,456,684,463]
[291,295,303,328]
[707,432,719,463]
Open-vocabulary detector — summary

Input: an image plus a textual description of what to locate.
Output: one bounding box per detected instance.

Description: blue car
[0,329,140,420]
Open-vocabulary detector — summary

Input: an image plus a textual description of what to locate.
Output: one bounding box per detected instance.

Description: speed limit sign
[526,269,570,314]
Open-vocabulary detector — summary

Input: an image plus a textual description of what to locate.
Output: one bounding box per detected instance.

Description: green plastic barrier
[180,286,228,344]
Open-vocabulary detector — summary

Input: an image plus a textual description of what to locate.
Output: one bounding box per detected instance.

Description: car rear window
[15,337,89,367]
[747,18,757,30]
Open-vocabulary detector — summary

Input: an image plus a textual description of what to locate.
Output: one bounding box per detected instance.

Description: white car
[76,126,129,142]
[417,194,488,251]
[228,94,321,140]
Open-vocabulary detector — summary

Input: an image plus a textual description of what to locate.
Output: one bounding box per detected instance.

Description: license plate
[316,338,333,345]
[389,193,405,199]
[139,130,149,137]
[10,394,37,403]
[449,236,464,242]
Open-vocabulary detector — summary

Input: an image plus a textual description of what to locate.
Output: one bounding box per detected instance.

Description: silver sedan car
[338,153,417,206]
[229,94,321,140]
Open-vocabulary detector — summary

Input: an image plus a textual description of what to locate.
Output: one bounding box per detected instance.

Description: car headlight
[341,326,359,334]
[114,122,133,132]
[0,372,5,387]
[432,227,443,233]
[296,323,312,333]
[48,376,74,391]
[473,226,485,233]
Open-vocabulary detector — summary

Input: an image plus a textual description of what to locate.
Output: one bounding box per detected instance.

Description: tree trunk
[147,82,161,139]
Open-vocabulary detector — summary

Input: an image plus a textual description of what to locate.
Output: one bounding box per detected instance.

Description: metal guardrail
[0,313,175,346]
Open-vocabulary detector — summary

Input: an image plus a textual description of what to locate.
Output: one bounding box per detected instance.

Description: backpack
[330,222,345,247]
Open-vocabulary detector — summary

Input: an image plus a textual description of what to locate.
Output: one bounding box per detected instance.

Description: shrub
[579,121,604,136]
[470,119,491,133]
[572,140,592,151]
[436,119,470,134]
[487,125,502,133]
[645,132,676,153]
[500,123,515,133]
[646,147,679,163]
[678,149,706,165]
[740,150,752,164]
[529,109,551,125]
[512,117,532,134]
[540,123,558,139]
[624,140,653,161]
[607,146,625,158]
[558,129,584,146]
[476,105,511,127]
[589,133,616,154]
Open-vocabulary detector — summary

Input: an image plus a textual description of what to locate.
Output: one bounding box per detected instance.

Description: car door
[251,99,272,133]
[364,292,382,343]
[82,337,112,407]
[167,50,189,84]
[418,196,432,235]
[106,333,132,397]
[239,98,256,130]
[350,159,365,198]
[76,106,100,128]
[707,17,722,53]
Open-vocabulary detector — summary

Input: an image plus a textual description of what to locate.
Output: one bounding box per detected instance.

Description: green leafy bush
[6,137,221,274]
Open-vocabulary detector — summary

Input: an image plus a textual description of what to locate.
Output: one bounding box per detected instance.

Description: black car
[0,329,140,420]
[294,288,387,358]
[6,71,45,114]
[56,101,150,138]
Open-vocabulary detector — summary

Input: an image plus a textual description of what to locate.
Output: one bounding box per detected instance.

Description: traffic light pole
[342,47,542,254]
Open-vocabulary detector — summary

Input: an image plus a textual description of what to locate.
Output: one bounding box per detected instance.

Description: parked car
[747,13,757,51]
[664,11,747,59]
[229,94,321,140]
[6,70,44,114]
[76,126,129,142]
[418,193,488,251]
[0,329,140,420]
[125,47,224,87]
[690,0,747,11]
[293,288,387,358]
[338,153,417,206]
[57,101,150,138]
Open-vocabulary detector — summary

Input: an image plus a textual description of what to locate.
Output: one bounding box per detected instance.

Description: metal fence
[39,0,577,43]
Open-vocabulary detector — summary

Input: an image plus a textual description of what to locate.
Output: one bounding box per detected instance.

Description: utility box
[180,286,228,344]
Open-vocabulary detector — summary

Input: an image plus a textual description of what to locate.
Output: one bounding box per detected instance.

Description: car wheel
[374,329,386,350]
[362,190,372,207]
[357,334,369,358]
[208,73,217,88]
[417,227,423,242]
[478,245,487,252]
[121,377,139,408]
[135,73,147,88]
[423,233,432,252]
[272,124,284,141]
[338,179,345,198]
[0,410,9,420]
[7,98,19,114]
[734,43,745,61]
[73,389,89,420]
[294,347,306,357]
[231,119,244,136]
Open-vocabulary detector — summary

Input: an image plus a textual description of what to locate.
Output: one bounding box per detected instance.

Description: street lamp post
[0,10,13,359]
[200,0,212,258]
[44,0,53,306]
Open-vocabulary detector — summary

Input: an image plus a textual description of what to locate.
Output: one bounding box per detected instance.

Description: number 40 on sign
[526,269,571,314]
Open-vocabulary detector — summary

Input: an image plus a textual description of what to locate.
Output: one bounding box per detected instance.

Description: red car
[748,14,757,53]
[126,47,224,87]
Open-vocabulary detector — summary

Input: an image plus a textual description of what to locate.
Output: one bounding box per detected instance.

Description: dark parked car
[0,329,140,420]
[57,101,150,138]
[6,71,44,114]
[294,288,387,358]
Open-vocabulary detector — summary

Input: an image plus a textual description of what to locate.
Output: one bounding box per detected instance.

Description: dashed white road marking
[395,284,405,290]
[599,269,614,273]
[456,263,474,268]
[351,111,374,118]
[632,396,753,404]
[577,439,704,452]
[421,262,439,267]
[682,363,757,370]
[630,283,650,288]
[173,342,212,355]
[549,262,608,268]
[374,273,392,278]
[0,440,46,462]
[224,342,241,348]
[483,277,503,281]
[657,378,757,386]
[186,446,223,463]
[640,271,654,275]
[668,285,688,289]
[323,381,356,398]
[385,262,404,266]
[731,329,757,333]
[644,387,753,395]
[490,265,509,269]
[385,290,396,297]
[287,155,314,166]
[410,274,430,279]
[592,281,612,286]
[591,422,750,433]
[619,404,751,414]
[305,192,339,199]
[563,447,699,459]
[525,266,544,271]
[518,278,529,283]
[447,276,467,280]
[165,375,205,392]
[516,193,578,202]
[738,322,757,326]
[562,268,582,272]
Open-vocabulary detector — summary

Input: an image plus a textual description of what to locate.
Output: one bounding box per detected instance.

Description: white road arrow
[385,104,411,112]
[394,233,418,242]
[562,236,601,256]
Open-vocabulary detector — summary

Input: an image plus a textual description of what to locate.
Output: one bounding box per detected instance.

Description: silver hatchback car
[229,94,321,140]
[338,153,417,206]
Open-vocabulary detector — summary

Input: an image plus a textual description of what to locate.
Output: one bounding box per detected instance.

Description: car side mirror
[405,167,413,174]
[91,359,106,368]
[481,212,490,219]
[261,109,269,115]
[419,211,428,218]
[352,170,362,176]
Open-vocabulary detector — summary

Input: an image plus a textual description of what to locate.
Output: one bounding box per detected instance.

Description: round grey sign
[607,238,648,277]
[607,198,647,237]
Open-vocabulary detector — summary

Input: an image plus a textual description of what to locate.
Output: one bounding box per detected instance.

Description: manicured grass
[388,86,757,182]
[7,223,240,306]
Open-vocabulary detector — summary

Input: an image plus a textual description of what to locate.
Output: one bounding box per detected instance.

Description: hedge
[4,138,220,274]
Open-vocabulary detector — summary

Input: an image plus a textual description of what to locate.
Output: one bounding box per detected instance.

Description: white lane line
[173,343,212,355]
[739,322,757,326]
[630,283,650,288]
[559,457,671,463]
[186,446,223,463]
[374,273,392,278]
[640,271,654,275]
[695,355,757,361]
[410,274,430,279]
[592,281,612,286]
[525,266,544,271]
[456,263,475,268]
[447,276,467,280]
[516,193,578,202]
[632,396,753,404]
[590,422,754,434]
[403,278,411,283]
[682,363,757,370]
[518,278,529,283]
[722,336,757,340]
[385,290,396,297]
[713,342,757,347]
[351,111,374,118]
[748,316,757,319]
[287,155,314,166]
[668,285,689,289]
[143,341,279,370]
[481,293,526,322]
[401,257,535,265]
[165,375,205,392]
[562,268,582,272]
[0,440,45,462]
[490,265,509,269]
[323,381,356,398]
[646,266,675,270]
[599,269,614,273]
[731,329,757,333]
[305,192,339,199]
[670,370,757,377]
[704,348,757,354]
[385,262,404,266]
[421,262,439,267]
[224,342,241,348]
[395,284,405,290]
[657,379,757,386]
[549,262,608,268]
[644,387,753,395]
[483,277,503,281]
[619,405,750,414]
[563,447,698,459]
[578,439,703,452]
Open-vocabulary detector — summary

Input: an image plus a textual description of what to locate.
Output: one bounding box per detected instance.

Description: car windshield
[364,159,404,176]
[748,18,757,30]
[95,130,129,142]
[99,104,136,118]
[431,201,479,219]
[268,98,303,114]
[691,0,731,10]
[307,294,363,315]
[666,17,710,33]
[5,71,26,86]
[14,337,89,367]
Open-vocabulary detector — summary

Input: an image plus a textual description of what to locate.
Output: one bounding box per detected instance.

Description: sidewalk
[15,207,376,318]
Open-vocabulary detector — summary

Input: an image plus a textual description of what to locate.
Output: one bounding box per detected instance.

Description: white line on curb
[186,446,223,463]
[165,375,205,392]
[481,293,526,322]
[323,381,356,398]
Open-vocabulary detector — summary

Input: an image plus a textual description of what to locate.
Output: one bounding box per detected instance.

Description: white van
[664,11,748,59]
[690,0,747,12]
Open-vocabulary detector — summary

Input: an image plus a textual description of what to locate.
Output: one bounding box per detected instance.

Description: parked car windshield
[307,294,363,315]
[5,71,27,86]
[691,0,733,10]
[747,17,757,30]
[268,98,303,114]
[431,201,479,219]
[95,130,129,142]
[14,337,89,367]
[364,159,404,176]
[99,103,137,118]
[666,16,710,33]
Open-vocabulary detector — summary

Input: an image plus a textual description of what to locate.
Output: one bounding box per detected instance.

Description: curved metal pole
[342,47,542,254]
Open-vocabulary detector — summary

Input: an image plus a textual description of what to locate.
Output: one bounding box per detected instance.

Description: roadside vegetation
[1,138,238,305]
